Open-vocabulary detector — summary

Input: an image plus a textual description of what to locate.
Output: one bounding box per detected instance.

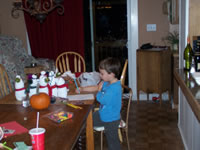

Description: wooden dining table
[0,86,95,150]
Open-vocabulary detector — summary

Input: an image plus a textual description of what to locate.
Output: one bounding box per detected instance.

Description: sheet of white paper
[68,94,95,101]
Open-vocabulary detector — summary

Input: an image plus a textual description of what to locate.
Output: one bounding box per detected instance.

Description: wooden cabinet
[137,48,171,106]
[172,52,179,109]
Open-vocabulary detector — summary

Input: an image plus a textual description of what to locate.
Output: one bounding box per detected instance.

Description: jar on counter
[195,52,200,72]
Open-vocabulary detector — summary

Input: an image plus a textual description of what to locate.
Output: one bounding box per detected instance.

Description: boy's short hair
[99,57,121,79]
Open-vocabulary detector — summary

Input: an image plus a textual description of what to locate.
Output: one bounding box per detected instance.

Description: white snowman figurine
[29,74,39,97]
[15,75,26,101]
[56,76,69,98]
[39,71,49,95]
[48,71,57,97]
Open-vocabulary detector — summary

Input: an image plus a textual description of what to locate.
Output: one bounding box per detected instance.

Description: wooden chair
[93,85,132,150]
[56,52,86,73]
[0,64,13,98]
[120,59,128,85]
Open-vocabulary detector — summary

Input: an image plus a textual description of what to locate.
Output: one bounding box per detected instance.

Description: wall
[189,0,200,46]
[0,0,27,50]
[0,0,175,54]
[138,0,170,47]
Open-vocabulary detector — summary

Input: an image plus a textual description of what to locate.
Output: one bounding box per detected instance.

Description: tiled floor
[94,101,185,150]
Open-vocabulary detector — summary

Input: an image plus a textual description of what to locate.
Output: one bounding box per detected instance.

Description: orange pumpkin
[30,93,50,110]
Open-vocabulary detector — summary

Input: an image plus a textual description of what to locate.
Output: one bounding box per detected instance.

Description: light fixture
[11,0,64,23]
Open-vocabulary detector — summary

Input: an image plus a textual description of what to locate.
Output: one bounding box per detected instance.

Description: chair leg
[118,128,123,143]
[100,131,103,150]
[168,90,171,104]
[147,93,149,101]
[125,130,130,150]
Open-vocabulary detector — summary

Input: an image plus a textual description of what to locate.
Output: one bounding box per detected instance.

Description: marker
[66,103,82,109]
[0,142,13,150]
[74,79,80,93]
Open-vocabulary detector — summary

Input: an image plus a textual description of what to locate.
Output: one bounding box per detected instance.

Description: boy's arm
[79,85,99,92]
[75,81,103,93]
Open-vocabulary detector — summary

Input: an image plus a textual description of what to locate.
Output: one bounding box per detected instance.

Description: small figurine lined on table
[15,75,26,101]
[39,71,49,95]
[56,76,69,99]
[29,74,38,97]
[48,71,57,97]
[26,70,73,100]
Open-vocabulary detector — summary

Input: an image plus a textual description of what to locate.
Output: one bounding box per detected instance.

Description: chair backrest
[56,52,86,73]
[0,64,13,98]
[120,59,128,85]
[121,85,132,127]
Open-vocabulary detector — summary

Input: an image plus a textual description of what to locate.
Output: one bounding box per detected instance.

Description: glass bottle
[184,37,193,71]
[190,57,195,73]
[22,96,30,107]
[195,52,200,72]
[185,71,190,88]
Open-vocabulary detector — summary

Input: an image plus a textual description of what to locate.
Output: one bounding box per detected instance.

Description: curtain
[24,0,84,61]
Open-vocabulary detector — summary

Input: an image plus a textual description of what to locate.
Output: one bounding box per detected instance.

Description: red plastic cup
[29,128,45,150]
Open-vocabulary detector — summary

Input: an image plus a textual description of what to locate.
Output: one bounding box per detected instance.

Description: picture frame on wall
[168,0,179,24]
[162,0,179,24]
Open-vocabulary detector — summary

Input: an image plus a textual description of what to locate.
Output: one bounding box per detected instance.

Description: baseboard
[138,92,169,101]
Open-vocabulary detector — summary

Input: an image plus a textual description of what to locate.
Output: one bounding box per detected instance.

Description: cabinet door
[137,49,171,93]
[137,50,160,93]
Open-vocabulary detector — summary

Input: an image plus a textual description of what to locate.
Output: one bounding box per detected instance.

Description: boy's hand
[98,81,103,91]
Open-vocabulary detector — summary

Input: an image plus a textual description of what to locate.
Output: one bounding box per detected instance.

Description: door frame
[127,0,138,100]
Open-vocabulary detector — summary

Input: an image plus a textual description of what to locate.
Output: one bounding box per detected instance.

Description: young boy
[77,57,122,150]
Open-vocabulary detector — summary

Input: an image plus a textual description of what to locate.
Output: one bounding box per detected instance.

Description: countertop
[174,69,200,122]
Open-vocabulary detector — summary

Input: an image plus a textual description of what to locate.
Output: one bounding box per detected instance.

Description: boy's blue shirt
[96,81,122,122]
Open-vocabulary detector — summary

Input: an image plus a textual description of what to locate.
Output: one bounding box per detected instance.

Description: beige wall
[0,0,27,50]
[138,0,170,47]
[189,0,200,45]
[0,0,175,51]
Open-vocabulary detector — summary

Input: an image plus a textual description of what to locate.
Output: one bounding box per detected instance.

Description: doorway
[93,0,128,70]
[84,0,128,83]
[84,0,139,99]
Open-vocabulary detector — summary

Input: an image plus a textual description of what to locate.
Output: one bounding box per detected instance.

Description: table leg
[159,93,162,106]
[168,90,171,104]
[86,110,94,150]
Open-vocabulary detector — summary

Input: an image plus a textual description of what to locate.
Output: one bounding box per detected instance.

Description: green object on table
[13,142,28,150]
[1,142,13,150]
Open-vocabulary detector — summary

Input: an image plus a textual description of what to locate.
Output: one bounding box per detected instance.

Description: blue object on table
[74,79,80,93]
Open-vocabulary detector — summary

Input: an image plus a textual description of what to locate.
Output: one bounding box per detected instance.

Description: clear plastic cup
[29,128,45,150]
[0,127,4,141]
